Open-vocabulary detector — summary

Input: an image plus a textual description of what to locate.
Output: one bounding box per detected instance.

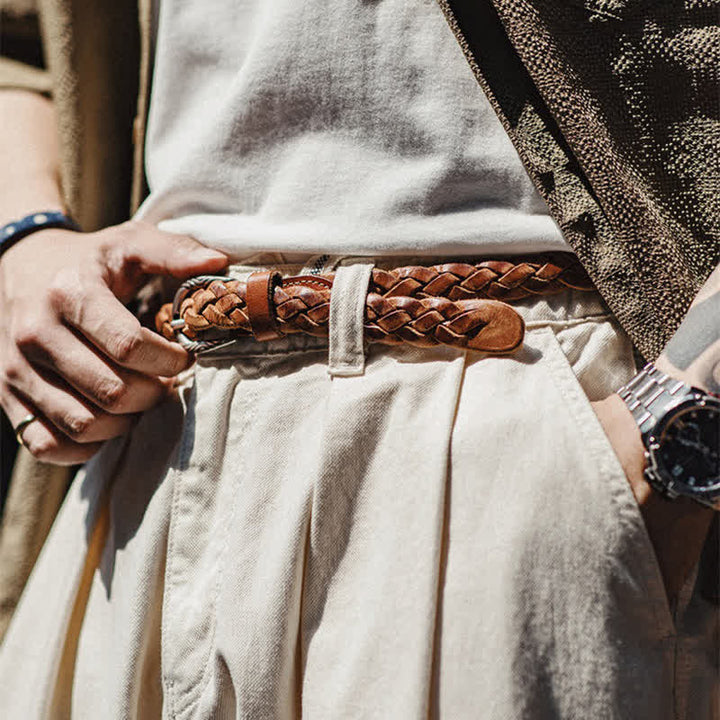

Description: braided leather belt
[155,254,594,355]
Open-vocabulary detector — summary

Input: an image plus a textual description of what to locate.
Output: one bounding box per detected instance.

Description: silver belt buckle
[170,275,239,356]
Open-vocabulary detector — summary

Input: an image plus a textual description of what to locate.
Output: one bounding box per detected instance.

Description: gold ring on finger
[13,414,40,448]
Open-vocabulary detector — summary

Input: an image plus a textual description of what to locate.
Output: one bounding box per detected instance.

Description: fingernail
[193,247,227,261]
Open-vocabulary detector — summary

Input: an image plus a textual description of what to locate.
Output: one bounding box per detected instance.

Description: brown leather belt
[155,254,594,355]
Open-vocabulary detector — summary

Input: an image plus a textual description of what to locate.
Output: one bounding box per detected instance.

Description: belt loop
[328,260,374,377]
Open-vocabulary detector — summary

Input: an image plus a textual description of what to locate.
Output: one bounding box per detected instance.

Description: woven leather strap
[156,254,593,355]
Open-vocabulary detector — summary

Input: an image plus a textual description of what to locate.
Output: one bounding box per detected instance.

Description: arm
[0,89,228,464]
[656,264,720,394]
[0,90,63,223]
[593,265,720,604]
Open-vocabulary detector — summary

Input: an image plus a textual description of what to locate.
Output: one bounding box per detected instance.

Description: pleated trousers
[0,258,716,720]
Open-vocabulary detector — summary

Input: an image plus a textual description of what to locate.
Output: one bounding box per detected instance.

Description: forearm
[595,262,720,605]
[655,264,720,395]
[0,89,64,224]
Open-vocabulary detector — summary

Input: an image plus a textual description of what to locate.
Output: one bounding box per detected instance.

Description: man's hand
[0,220,227,464]
[592,395,714,604]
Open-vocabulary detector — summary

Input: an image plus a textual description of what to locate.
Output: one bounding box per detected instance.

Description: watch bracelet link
[616,363,690,437]
[616,363,718,505]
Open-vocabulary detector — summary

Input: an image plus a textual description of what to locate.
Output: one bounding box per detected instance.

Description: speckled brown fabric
[439,0,719,360]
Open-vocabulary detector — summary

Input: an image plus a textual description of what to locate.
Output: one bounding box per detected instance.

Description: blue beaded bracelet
[0,210,79,257]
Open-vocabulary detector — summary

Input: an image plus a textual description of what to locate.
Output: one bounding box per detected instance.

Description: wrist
[593,394,651,504]
[0,193,64,227]
[616,363,720,510]
[0,211,79,261]
[656,262,720,396]
[655,355,720,397]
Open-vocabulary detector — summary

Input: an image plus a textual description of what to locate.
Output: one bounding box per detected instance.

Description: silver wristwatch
[617,363,720,510]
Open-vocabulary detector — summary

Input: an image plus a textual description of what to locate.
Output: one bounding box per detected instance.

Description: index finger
[57,281,191,377]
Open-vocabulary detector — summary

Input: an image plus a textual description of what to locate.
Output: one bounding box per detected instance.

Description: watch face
[650,397,720,498]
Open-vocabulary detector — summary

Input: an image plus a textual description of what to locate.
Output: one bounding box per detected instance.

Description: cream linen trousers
[0,258,717,720]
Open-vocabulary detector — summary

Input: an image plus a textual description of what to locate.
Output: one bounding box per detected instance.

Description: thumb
[122,221,228,278]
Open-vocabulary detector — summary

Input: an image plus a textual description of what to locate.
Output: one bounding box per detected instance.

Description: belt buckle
[170,275,239,356]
